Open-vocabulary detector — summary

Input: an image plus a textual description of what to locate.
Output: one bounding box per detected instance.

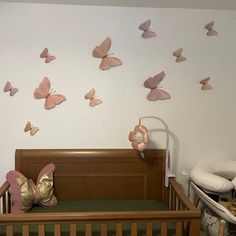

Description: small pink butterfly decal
[205,21,218,36]
[200,77,213,90]
[143,71,171,101]
[173,48,187,63]
[138,19,157,39]
[40,48,56,63]
[3,81,18,96]
[84,88,103,107]
[24,121,39,136]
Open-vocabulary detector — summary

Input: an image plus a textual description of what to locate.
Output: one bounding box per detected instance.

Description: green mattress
[0,200,183,236]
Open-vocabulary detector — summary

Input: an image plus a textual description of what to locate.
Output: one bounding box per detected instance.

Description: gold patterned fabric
[6,163,57,213]
[16,172,57,211]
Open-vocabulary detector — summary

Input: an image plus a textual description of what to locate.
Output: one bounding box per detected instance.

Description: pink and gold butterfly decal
[200,77,213,90]
[34,77,66,110]
[84,88,103,107]
[205,21,218,36]
[173,48,187,63]
[143,71,171,101]
[24,121,39,136]
[40,48,56,63]
[92,37,122,71]
[138,19,157,38]
[3,81,18,96]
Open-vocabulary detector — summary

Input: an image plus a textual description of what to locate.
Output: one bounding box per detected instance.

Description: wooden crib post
[189,219,201,236]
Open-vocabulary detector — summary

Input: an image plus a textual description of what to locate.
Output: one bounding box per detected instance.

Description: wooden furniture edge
[169,178,200,211]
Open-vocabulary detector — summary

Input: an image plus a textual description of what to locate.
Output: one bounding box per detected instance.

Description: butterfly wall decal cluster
[2,17,218,138]
[137,19,216,100]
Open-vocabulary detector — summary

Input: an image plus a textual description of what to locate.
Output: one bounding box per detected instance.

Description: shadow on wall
[147,128,180,176]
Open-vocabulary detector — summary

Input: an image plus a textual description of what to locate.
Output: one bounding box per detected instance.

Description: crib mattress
[0,199,180,236]
[29,199,168,213]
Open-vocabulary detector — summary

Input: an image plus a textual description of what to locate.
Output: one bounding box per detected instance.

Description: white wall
[0,2,236,189]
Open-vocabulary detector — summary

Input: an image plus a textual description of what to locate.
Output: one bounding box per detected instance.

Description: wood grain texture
[15,149,166,201]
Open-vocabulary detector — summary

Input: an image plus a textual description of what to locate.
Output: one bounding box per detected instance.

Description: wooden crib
[0,149,200,236]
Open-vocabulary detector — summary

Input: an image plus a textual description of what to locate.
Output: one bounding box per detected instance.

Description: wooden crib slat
[38,224,45,236]
[22,224,30,236]
[70,223,77,236]
[146,222,152,236]
[160,222,167,236]
[100,223,108,236]
[85,223,92,236]
[116,223,122,236]
[131,223,137,236]
[54,224,61,236]
[6,225,13,236]
[175,222,183,236]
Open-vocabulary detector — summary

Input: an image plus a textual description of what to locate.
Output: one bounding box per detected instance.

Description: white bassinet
[190,161,236,235]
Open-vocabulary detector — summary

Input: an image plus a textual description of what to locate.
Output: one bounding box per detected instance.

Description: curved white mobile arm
[139,116,175,186]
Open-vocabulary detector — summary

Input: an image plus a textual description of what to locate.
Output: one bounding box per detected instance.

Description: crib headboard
[15,149,168,202]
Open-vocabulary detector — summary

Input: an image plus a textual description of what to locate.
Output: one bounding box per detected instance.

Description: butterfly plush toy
[84,88,102,107]
[3,81,18,96]
[173,48,187,63]
[40,48,56,63]
[6,163,57,213]
[24,121,39,136]
[138,19,157,38]
[92,37,122,70]
[34,77,66,110]
[205,21,218,36]
[144,71,171,101]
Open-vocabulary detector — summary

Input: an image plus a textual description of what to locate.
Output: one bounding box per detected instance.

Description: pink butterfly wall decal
[40,48,56,63]
[84,88,103,107]
[200,77,213,90]
[92,37,122,71]
[205,21,218,36]
[138,19,157,38]
[143,71,171,101]
[3,81,18,96]
[173,48,187,63]
[24,121,39,136]
[34,77,66,110]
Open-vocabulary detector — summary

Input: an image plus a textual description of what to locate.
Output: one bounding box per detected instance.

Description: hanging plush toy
[128,123,149,152]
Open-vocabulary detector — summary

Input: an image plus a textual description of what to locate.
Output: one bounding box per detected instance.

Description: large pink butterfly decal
[34,77,66,110]
[24,121,39,136]
[173,48,187,63]
[138,19,157,38]
[84,88,103,107]
[200,77,213,90]
[205,21,218,36]
[143,71,171,101]
[40,48,56,63]
[92,37,122,71]
[3,81,18,96]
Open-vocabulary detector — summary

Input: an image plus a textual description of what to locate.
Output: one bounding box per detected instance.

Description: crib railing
[0,178,200,236]
[0,181,10,214]
[1,210,200,236]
